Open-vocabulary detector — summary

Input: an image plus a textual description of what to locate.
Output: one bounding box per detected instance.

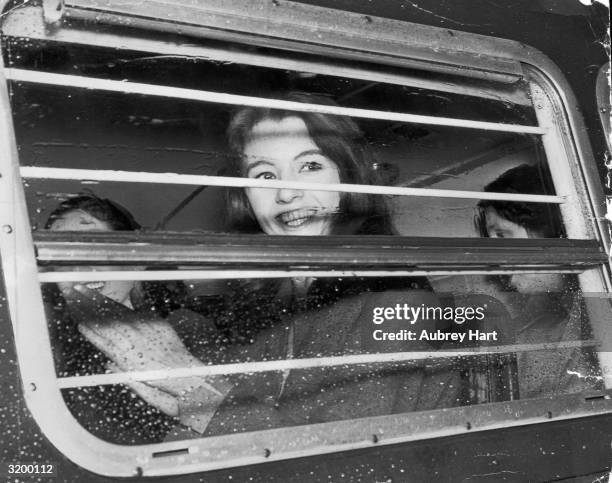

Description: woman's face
[49,209,135,307]
[242,116,341,236]
[485,207,564,293]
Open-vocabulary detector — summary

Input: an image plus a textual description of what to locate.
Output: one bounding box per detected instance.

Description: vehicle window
[8,39,555,237]
[1,5,610,476]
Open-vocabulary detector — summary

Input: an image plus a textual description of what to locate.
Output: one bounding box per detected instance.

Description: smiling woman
[183,91,459,430]
[241,116,341,236]
[226,91,394,236]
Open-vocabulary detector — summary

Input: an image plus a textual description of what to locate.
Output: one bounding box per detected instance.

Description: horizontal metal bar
[5,68,547,134]
[56,339,600,389]
[2,7,532,106]
[39,268,586,283]
[34,232,606,268]
[55,0,526,82]
[20,167,565,203]
[35,231,599,247]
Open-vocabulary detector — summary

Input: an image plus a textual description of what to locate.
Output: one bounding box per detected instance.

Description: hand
[65,285,213,396]
[107,362,179,417]
[64,285,232,430]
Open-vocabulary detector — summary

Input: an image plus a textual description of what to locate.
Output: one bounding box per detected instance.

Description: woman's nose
[275,187,303,204]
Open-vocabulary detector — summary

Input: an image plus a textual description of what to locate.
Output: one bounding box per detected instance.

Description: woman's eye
[300,161,323,172]
[254,172,276,180]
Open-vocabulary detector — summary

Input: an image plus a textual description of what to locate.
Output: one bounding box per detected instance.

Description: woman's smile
[276,208,323,227]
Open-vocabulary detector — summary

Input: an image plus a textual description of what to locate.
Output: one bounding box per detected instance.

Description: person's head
[477,164,565,293]
[477,164,563,239]
[225,91,392,236]
[45,195,140,307]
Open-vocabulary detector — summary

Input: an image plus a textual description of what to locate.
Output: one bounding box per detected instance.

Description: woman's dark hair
[225,91,394,235]
[476,164,564,238]
[44,194,141,231]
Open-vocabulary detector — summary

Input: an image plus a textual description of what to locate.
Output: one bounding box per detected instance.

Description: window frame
[1,1,611,477]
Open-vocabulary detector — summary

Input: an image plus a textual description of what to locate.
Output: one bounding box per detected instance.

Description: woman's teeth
[278,209,315,227]
[286,217,308,227]
[85,282,105,290]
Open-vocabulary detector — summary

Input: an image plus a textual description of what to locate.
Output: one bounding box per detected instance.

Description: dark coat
[170,277,462,436]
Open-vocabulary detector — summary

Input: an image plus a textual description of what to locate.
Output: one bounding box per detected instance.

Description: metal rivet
[30,382,36,391]
[264,448,271,458]
[372,434,379,443]
[2,225,12,234]
[546,411,553,419]
[466,422,472,430]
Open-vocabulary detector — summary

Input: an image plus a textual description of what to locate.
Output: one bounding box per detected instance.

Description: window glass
[42,272,606,442]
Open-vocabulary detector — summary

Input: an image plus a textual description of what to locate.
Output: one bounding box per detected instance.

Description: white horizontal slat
[56,339,599,389]
[5,68,547,134]
[20,167,565,204]
[38,268,582,283]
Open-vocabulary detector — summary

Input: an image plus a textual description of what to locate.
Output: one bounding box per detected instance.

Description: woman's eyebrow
[245,159,274,172]
[294,149,324,161]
